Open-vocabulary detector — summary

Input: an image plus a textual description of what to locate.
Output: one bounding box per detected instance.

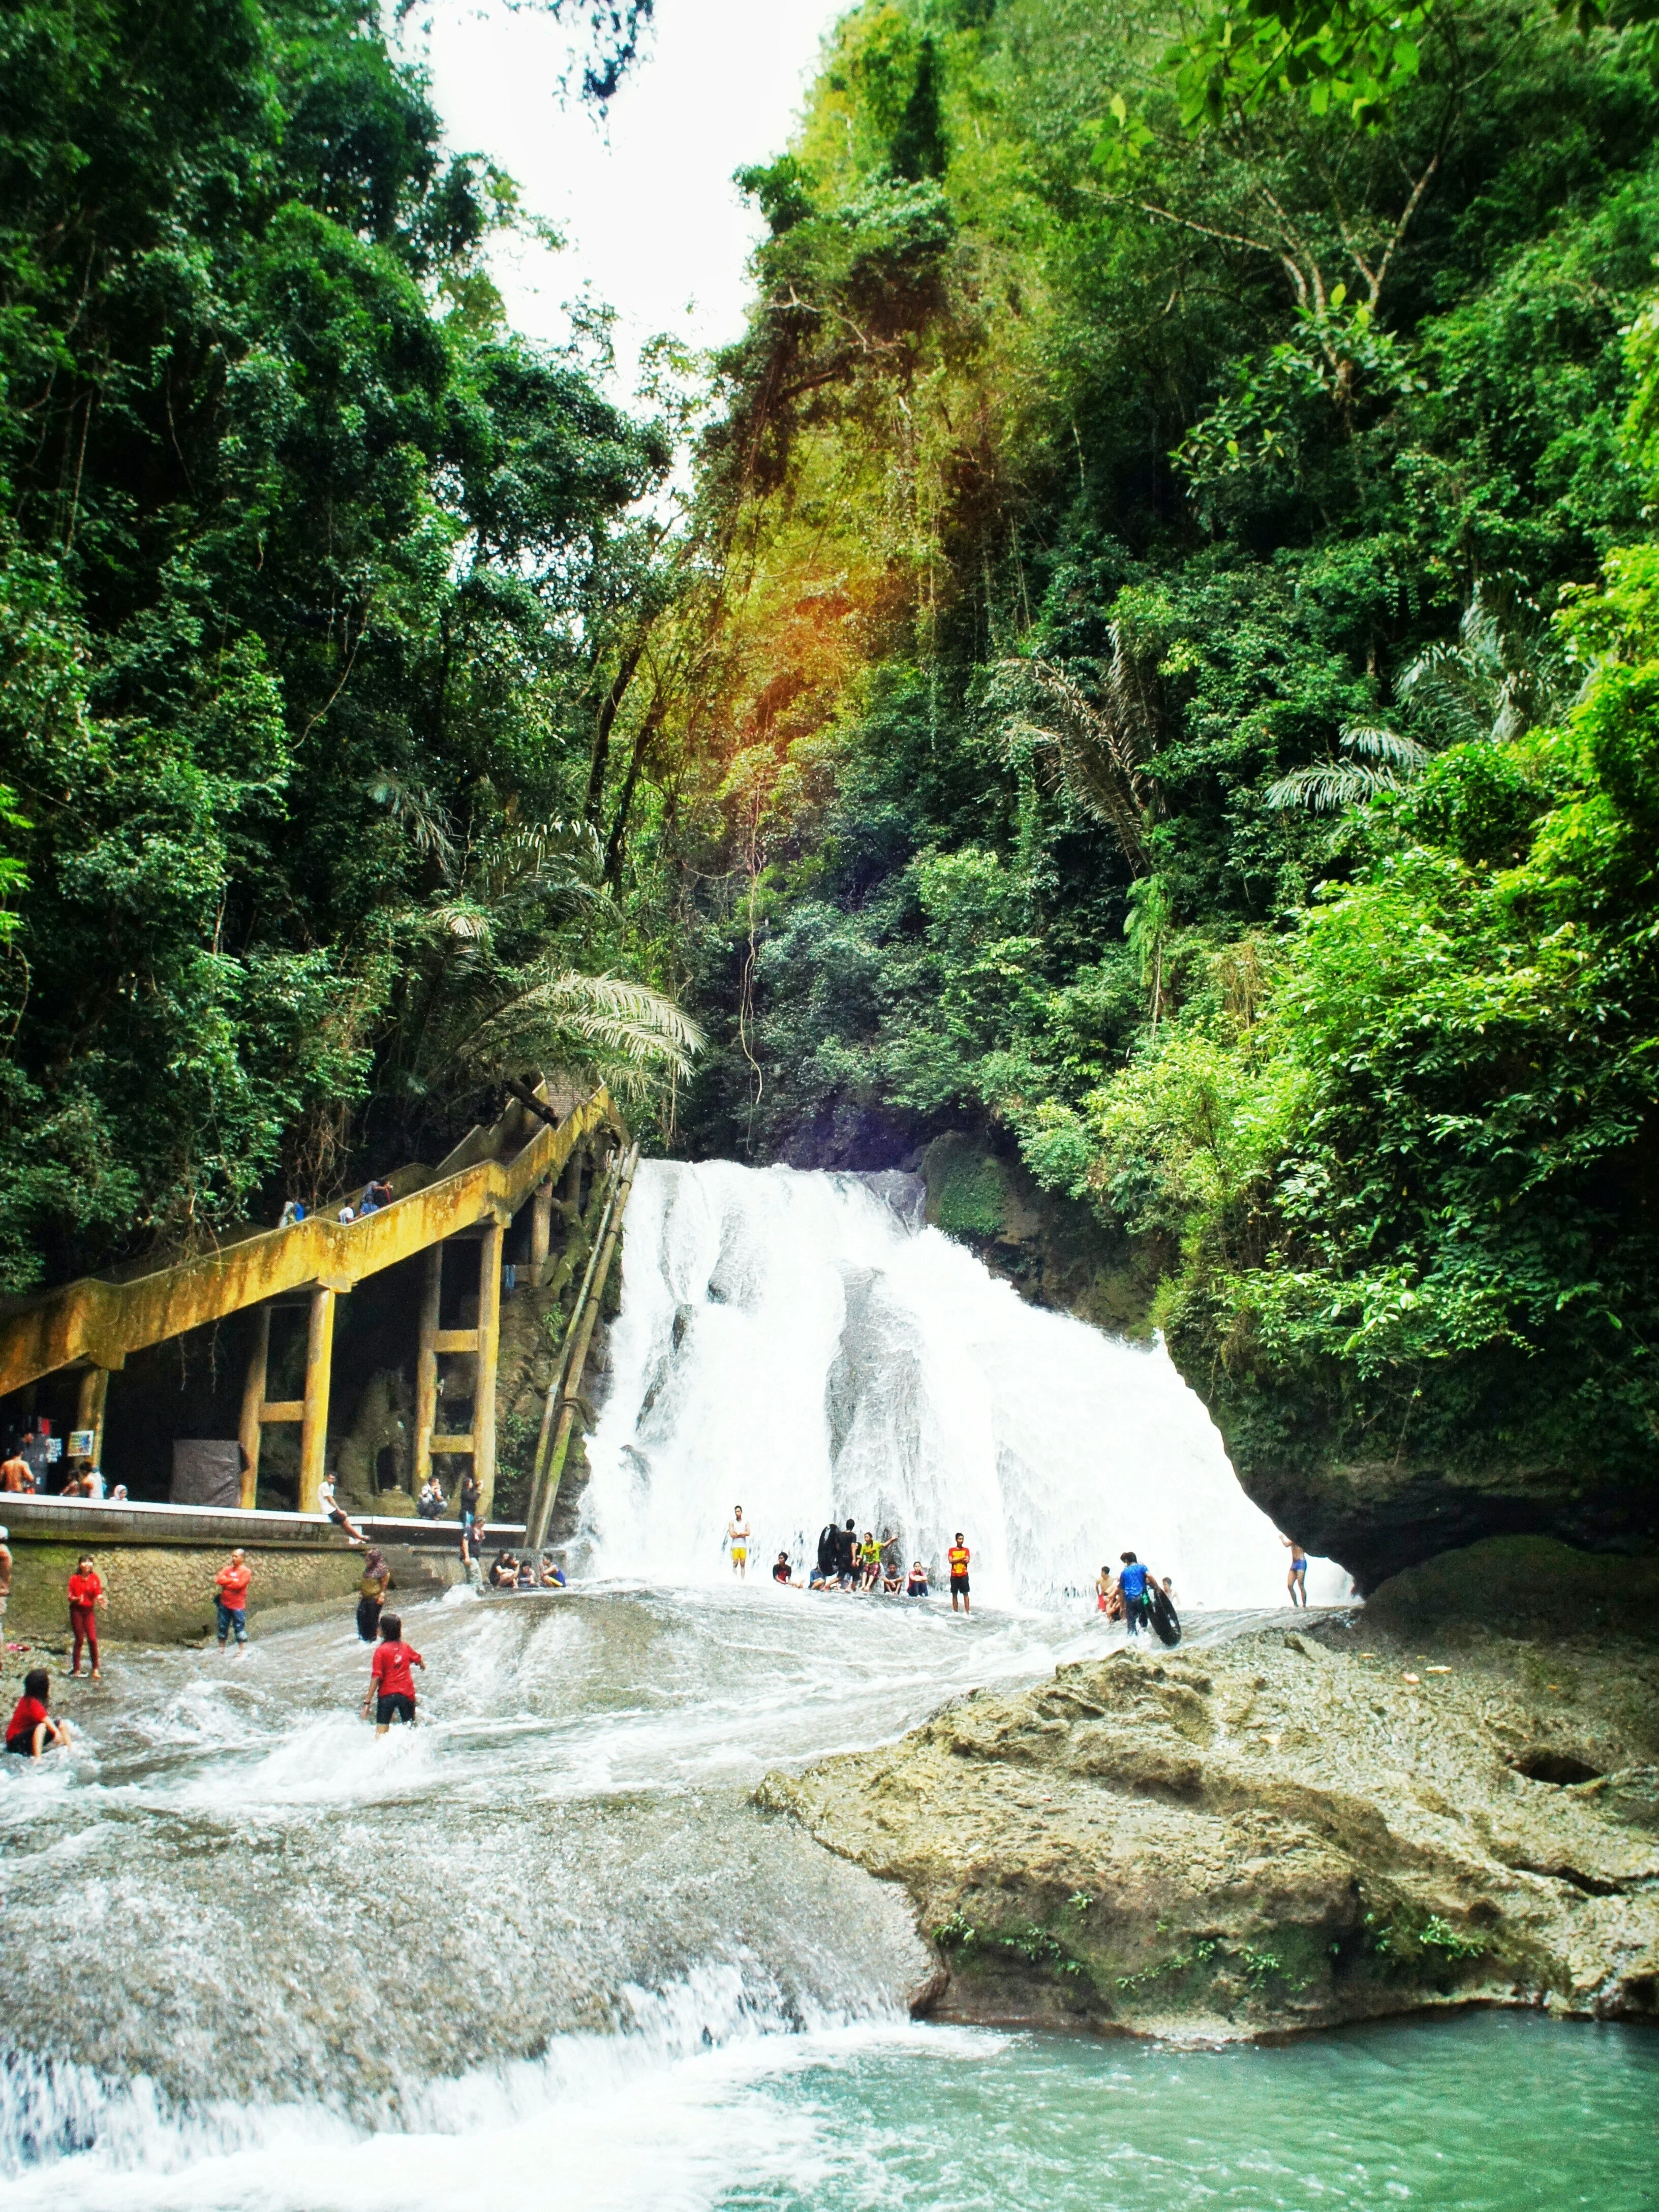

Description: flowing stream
[1,1164,1650,2209]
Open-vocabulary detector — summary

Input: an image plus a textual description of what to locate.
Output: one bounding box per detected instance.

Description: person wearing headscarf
[356,1549,392,1641]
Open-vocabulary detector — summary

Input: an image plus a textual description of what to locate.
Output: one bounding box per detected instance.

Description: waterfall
[580,1162,1346,1609]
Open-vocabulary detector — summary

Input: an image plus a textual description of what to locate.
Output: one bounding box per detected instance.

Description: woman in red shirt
[7,1668,71,1756]
[361,1612,424,1735]
[67,1554,107,1680]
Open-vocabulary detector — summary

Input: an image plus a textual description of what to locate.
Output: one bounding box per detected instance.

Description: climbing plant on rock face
[625,0,1659,1536]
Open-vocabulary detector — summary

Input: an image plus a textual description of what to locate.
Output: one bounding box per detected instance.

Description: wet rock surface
[759,1567,1659,2041]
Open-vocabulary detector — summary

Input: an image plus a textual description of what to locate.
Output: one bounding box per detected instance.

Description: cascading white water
[580,1161,1347,1609]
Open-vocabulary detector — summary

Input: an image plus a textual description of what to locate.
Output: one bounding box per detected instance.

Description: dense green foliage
[659,0,1659,1498]
[6,0,1658,1518]
[0,0,686,1288]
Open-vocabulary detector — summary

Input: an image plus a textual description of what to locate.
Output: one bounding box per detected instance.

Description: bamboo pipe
[414,1242,442,1492]
[474,1216,505,1515]
[521,1150,622,1539]
[527,1144,638,1555]
[297,1284,336,1514]
[237,1307,270,1508]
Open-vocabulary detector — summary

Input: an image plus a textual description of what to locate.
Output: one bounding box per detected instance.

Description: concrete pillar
[297,1284,335,1515]
[237,1306,271,1509]
[75,1364,111,1477]
[474,1219,504,1514]
[414,1242,441,1492]
[531,1181,554,1281]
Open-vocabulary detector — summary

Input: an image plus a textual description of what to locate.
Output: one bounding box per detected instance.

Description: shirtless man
[726,1506,750,1578]
[1282,1535,1308,1608]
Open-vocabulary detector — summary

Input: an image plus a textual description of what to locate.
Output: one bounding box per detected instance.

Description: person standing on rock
[726,1506,750,1578]
[357,1549,392,1641]
[834,1518,857,1588]
[1282,1536,1308,1607]
[362,1612,424,1735]
[67,1554,107,1680]
[1116,1552,1149,1637]
[215,1548,253,1652]
[947,1533,971,1615]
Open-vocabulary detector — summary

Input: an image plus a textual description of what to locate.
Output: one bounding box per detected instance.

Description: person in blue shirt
[1116,1552,1150,1637]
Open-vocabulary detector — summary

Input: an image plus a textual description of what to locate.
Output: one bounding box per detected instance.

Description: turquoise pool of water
[705,2011,1655,2212]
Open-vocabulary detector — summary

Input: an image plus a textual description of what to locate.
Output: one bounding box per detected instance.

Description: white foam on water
[582,1162,1347,1609]
[0,1971,947,2212]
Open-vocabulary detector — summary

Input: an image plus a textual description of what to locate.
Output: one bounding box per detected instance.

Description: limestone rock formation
[759,1562,1659,2039]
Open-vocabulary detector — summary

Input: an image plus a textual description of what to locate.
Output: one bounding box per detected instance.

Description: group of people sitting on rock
[486,1549,566,1591]
[795,1520,922,1595]
[767,1517,964,1607]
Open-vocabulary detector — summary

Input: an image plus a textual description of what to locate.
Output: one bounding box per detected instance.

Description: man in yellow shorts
[726,1506,750,1578]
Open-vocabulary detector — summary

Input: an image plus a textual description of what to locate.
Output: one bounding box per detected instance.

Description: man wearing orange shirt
[947,1531,971,1615]
[214,1548,253,1651]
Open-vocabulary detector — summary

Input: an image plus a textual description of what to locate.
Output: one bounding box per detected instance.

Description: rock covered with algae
[758,1552,1659,2040]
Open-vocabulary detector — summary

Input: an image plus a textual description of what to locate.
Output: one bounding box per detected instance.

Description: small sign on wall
[68,1430,96,1458]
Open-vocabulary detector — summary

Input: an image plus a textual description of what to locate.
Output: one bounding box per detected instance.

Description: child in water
[362,1613,424,1735]
[6,1669,72,1756]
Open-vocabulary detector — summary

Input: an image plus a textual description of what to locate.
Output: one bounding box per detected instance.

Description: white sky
[409,0,849,404]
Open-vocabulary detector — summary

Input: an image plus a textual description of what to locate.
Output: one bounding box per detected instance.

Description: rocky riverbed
[759,1540,1659,2041]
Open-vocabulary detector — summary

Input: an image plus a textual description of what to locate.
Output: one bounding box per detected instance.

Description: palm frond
[1339,721,1432,769]
[1000,636,1157,870]
[429,900,495,946]
[447,967,703,1085]
[367,772,457,878]
[1267,761,1403,812]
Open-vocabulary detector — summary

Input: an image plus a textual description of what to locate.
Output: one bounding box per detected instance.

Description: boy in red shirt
[67,1553,107,1679]
[7,1668,71,1756]
[214,1548,253,1650]
[362,1612,424,1734]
